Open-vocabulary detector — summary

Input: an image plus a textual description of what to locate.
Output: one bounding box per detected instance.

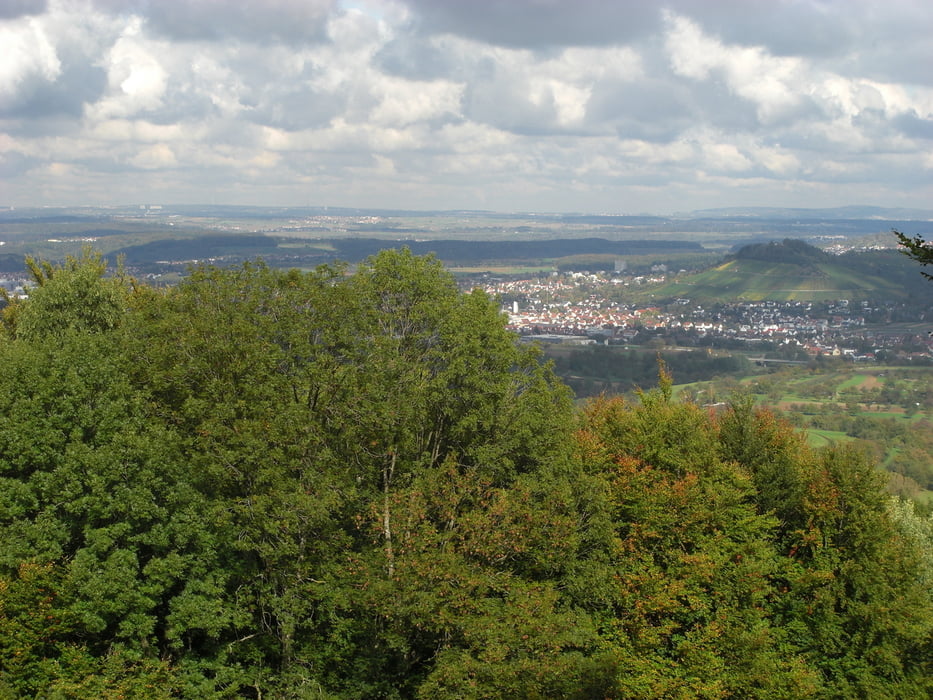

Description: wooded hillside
[0,250,930,698]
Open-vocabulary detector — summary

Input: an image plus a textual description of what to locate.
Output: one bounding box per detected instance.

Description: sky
[1,0,932,214]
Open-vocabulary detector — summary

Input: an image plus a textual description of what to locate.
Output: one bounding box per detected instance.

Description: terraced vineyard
[659,258,907,301]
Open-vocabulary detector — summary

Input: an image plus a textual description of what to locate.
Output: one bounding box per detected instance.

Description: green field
[806,429,855,449]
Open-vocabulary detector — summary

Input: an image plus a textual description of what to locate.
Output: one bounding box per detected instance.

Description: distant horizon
[4,202,933,222]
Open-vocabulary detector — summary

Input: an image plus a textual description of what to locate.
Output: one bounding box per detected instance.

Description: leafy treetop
[894,229,933,280]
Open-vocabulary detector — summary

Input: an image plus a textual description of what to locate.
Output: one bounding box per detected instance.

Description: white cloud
[87,18,167,119]
[752,145,799,176]
[88,119,188,143]
[369,75,462,126]
[130,143,176,169]
[0,16,61,99]
[701,141,752,173]
[665,12,806,126]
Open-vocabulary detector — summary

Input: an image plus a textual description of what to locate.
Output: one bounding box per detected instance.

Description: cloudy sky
[2,0,932,213]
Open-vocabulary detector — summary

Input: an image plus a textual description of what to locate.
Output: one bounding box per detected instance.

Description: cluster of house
[474,275,933,361]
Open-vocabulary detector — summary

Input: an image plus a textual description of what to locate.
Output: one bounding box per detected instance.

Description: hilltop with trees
[655,238,928,302]
[733,239,833,266]
[0,249,930,698]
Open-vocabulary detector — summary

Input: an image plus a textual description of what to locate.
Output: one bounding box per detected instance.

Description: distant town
[472,270,932,363]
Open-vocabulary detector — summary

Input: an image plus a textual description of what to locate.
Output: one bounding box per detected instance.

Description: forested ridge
[732,239,831,266]
[0,250,931,698]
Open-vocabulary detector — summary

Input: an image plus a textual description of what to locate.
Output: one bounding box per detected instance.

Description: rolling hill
[655,239,927,302]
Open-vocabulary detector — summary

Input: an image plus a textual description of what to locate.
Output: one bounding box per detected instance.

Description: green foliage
[2,248,132,341]
[0,562,181,698]
[718,396,811,539]
[550,346,750,398]
[719,401,933,698]
[894,229,933,280]
[579,393,819,698]
[887,497,933,587]
[0,248,930,698]
[115,249,577,695]
[734,239,831,266]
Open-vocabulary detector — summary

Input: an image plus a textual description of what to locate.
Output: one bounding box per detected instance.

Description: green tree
[120,260,360,694]
[1,248,132,341]
[719,400,933,698]
[893,229,933,280]
[114,250,581,696]
[0,329,214,693]
[718,396,811,542]
[578,387,818,698]
[0,562,181,699]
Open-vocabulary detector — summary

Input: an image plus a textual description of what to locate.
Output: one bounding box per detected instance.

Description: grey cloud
[245,87,342,131]
[839,2,933,85]
[586,79,694,142]
[852,107,889,129]
[671,1,933,87]
[0,54,108,122]
[583,33,767,143]
[139,89,221,126]
[73,155,149,174]
[849,109,926,154]
[101,0,338,43]
[688,83,761,132]
[398,0,933,91]
[0,151,40,178]
[893,112,933,140]
[668,0,857,58]
[3,0,931,213]
[771,111,897,158]
[0,0,46,19]
[374,38,459,81]
[400,0,661,48]
[850,43,933,87]
[771,128,836,155]
[587,70,766,142]
[204,119,264,150]
[396,0,864,56]
[138,49,331,129]
[282,149,380,177]
[462,78,563,136]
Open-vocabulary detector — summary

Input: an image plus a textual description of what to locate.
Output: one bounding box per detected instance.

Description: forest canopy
[0,249,930,698]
